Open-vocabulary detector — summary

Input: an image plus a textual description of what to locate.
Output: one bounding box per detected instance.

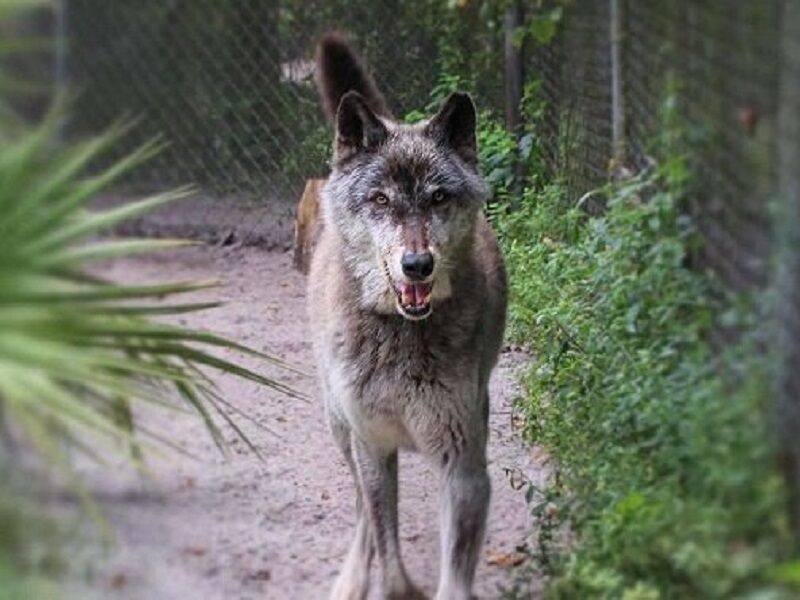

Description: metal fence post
[53,0,67,141]
[609,0,625,172]
[775,0,800,550]
[53,0,67,92]
[503,0,524,204]
[503,0,523,133]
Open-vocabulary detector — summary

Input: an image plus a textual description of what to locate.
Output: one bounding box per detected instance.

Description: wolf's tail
[315,32,391,122]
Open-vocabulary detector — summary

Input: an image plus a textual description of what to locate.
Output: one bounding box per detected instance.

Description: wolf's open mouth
[394,282,432,319]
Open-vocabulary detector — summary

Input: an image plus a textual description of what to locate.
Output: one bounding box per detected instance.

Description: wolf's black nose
[401,251,434,280]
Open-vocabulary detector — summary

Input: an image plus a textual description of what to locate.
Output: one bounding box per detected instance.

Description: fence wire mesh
[69,1,329,199]
[529,1,613,194]
[775,0,800,542]
[66,1,505,245]
[530,1,782,291]
[67,1,504,195]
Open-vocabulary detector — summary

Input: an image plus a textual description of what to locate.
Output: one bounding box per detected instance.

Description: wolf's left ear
[426,92,477,166]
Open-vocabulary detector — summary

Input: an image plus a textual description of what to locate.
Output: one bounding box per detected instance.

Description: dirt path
[68,245,547,600]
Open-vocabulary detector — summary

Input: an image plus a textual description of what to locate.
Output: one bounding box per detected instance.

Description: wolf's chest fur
[322,270,488,454]
[330,305,486,454]
[310,213,506,457]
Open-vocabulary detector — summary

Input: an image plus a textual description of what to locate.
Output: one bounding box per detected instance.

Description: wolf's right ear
[335,91,388,162]
[426,92,478,167]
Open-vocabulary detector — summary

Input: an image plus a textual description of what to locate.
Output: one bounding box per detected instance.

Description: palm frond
[0,104,303,478]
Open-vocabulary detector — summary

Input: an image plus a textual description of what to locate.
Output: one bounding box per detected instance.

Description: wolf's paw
[329,572,369,600]
[432,591,477,600]
[330,586,368,600]
[386,583,428,600]
[330,586,367,600]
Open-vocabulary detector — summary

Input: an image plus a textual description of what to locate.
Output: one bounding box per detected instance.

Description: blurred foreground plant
[0,8,300,592]
[0,105,299,461]
[0,104,300,595]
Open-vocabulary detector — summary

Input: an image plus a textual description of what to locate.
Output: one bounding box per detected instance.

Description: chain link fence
[530,1,782,291]
[529,1,613,193]
[64,1,505,246]
[774,0,800,547]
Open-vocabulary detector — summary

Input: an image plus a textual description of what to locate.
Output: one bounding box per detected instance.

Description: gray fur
[309,38,507,600]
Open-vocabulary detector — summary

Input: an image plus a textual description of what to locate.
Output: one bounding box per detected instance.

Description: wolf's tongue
[400,285,415,306]
[401,282,432,306]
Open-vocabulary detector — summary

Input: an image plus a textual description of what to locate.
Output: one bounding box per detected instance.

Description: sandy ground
[102,192,298,251]
[65,244,548,600]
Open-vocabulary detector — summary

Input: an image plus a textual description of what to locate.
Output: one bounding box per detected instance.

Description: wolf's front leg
[435,452,491,600]
[352,438,427,600]
[329,425,374,600]
[330,511,373,600]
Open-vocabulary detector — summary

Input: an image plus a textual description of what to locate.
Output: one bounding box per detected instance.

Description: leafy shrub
[478,114,519,203]
[493,159,795,597]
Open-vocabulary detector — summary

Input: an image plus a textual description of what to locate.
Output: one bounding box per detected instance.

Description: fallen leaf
[486,551,527,568]
[182,545,208,557]
[110,572,127,589]
[510,412,525,432]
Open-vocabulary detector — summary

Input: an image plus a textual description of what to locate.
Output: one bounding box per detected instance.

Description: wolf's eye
[372,193,389,206]
[431,190,447,204]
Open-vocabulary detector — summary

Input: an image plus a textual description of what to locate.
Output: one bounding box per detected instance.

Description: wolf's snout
[401,251,434,281]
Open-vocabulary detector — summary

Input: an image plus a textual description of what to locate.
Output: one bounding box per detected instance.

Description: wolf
[308,34,507,600]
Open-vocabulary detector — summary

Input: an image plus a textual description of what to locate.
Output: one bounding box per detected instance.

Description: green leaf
[529,7,563,45]
[769,561,800,586]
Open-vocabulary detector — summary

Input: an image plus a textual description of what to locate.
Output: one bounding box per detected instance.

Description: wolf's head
[316,34,488,321]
